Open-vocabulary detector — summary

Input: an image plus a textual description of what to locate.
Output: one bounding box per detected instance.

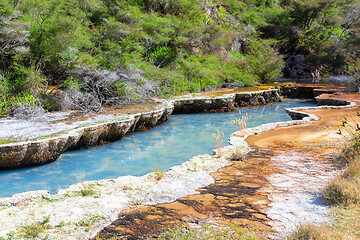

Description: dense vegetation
[0,0,359,116]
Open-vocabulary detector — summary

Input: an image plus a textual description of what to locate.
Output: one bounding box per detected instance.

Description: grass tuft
[17,216,51,239]
[73,183,100,197]
[154,167,165,181]
[158,223,263,240]
[230,146,246,161]
[287,222,348,240]
[322,167,360,205]
[212,130,224,157]
[233,110,248,136]
[74,215,104,232]
[288,223,322,240]
[0,139,19,145]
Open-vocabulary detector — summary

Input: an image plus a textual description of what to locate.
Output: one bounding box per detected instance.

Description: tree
[19,0,93,82]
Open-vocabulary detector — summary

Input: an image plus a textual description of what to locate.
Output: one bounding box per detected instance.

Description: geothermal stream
[0,97,354,239]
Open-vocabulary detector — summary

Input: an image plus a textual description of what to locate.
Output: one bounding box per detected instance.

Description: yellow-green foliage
[17,215,51,239]
[288,205,360,240]
[154,167,165,181]
[73,183,100,197]
[323,156,360,205]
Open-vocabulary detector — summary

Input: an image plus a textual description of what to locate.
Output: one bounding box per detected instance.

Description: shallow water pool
[0,99,317,197]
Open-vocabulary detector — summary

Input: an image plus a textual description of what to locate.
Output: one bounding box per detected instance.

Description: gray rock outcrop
[173,89,282,114]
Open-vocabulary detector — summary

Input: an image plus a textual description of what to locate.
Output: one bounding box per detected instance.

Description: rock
[173,90,282,114]
[280,85,315,99]
[0,137,69,169]
[286,109,313,120]
[103,118,137,141]
[173,96,236,114]
[157,104,175,125]
[72,124,112,149]
[315,97,350,106]
[212,45,231,61]
[283,54,312,79]
[134,109,167,132]
[235,90,281,107]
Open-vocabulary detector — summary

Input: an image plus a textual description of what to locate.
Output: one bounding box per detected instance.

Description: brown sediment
[281,83,357,93]
[95,149,275,239]
[248,95,360,148]
[316,93,360,101]
[280,83,357,99]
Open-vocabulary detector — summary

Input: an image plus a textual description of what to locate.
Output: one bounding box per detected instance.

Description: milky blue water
[0,99,317,197]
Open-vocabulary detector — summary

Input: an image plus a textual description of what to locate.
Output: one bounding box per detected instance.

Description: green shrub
[0,0,358,103]
[146,45,177,68]
[0,100,8,117]
[246,38,284,82]
[0,70,44,117]
[0,73,10,116]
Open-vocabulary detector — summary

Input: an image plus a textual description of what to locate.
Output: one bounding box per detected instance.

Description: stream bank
[0,83,358,239]
[0,89,281,169]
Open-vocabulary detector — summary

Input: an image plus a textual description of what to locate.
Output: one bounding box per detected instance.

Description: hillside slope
[0,0,359,116]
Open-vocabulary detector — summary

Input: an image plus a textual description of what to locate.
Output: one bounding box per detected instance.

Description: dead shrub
[61,66,161,112]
